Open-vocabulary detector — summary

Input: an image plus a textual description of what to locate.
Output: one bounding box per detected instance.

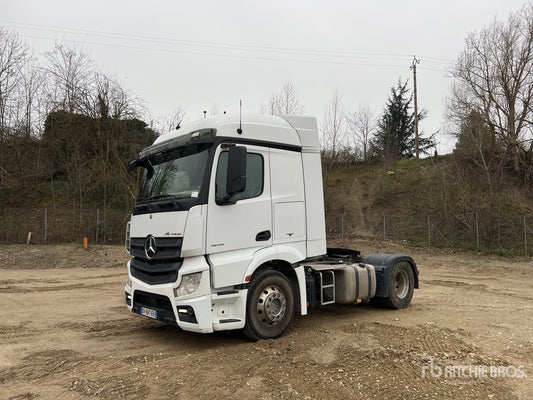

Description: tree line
[0,25,431,217]
[449,3,533,185]
[2,2,533,227]
[264,2,533,194]
[0,29,156,224]
[260,78,436,169]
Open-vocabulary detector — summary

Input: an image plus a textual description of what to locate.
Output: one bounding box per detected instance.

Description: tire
[380,261,415,309]
[243,270,295,340]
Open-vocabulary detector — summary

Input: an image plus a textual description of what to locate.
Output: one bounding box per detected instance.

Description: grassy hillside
[3,138,533,254]
[323,155,533,255]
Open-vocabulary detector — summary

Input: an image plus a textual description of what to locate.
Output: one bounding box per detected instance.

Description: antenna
[237,100,243,134]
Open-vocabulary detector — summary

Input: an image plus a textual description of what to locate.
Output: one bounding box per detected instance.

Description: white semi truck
[125,114,418,340]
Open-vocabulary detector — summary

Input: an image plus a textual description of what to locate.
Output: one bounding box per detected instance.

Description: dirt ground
[1,240,532,400]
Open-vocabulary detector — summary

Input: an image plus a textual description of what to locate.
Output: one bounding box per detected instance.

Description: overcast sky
[1,0,529,153]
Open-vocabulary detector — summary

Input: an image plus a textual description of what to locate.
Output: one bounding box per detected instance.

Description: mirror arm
[215,196,236,206]
[128,159,154,179]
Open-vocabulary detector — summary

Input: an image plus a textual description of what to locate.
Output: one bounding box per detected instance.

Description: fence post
[427,215,431,248]
[475,213,480,249]
[96,209,100,244]
[44,208,48,245]
[497,214,501,248]
[524,216,528,257]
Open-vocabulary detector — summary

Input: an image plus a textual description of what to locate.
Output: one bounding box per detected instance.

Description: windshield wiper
[138,194,184,210]
[146,194,176,201]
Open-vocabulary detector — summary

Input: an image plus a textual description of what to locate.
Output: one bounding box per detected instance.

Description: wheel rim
[257,285,286,325]
[394,269,409,299]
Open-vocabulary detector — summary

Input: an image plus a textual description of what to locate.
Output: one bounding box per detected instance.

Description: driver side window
[216,151,264,201]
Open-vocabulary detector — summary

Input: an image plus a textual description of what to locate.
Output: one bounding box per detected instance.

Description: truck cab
[125,114,418,340]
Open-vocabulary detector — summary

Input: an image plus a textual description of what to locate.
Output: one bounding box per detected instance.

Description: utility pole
[410,55,420,158]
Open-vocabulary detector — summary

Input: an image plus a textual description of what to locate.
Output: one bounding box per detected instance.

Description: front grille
[130,237,183,284]
[133,290,176,323]
[130,237,183,260]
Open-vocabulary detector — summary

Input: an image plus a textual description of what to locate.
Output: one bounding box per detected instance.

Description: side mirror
[226,146,247,196]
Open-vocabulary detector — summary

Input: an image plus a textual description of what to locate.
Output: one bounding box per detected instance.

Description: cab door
[206,144,272,288]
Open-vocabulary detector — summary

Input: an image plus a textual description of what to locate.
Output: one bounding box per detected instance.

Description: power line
[2,20,451,67]
[18,33,411,69]
[2,20,411,58]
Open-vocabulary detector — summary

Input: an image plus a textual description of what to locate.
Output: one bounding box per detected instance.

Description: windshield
[137,143,211,203]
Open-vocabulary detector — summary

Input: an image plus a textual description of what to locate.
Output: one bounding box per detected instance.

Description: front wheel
[380,261,415,309]
[243,270,295,340]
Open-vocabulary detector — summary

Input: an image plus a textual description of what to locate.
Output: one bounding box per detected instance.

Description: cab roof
[153,114,320,151]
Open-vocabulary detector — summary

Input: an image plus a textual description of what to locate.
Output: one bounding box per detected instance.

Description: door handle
[255,230,271,241]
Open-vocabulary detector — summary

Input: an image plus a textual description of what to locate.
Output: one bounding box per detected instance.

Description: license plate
[140,306,157,319]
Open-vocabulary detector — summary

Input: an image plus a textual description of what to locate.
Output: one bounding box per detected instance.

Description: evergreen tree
[371,79,434,161]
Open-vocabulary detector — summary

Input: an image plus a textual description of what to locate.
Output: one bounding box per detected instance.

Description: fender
[242,244,308,315]
[363,253,419,297]
[242,244,306,280]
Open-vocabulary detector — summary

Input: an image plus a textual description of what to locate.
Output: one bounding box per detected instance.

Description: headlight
[126,278,132,289]
[174,272,202,297]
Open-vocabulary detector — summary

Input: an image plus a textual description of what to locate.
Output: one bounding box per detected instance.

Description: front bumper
[125,256,213,333]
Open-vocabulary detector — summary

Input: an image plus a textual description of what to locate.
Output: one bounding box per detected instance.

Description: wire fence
[2,207,533,256]
[0,208,128,245]
[327,212,533,256]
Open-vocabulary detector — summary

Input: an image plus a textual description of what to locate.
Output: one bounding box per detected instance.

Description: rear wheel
[381,261,414,309]
[243,270,295,340]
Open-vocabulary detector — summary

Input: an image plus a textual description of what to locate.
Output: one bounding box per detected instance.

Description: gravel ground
[1,240,532,399]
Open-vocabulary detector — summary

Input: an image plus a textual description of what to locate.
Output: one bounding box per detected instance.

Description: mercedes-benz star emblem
[144,235,157,260]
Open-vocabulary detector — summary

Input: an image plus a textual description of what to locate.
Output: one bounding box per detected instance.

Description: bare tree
[448,3,533,180]
[321,90,346,168]
[278,79,303,115]
[261,92,281,115]
[0,28,34,186]
[5,60,45,178]
[19,62,46,136]
[261,79,303,115]
[169,107,186,130]
[43,43,94,114]
[152,106,187,134]
[0,28,30,137]
[346,106,375,161]
[78,72,143,120]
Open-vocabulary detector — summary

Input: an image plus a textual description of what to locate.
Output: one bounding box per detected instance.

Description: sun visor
[139,128,216,160]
